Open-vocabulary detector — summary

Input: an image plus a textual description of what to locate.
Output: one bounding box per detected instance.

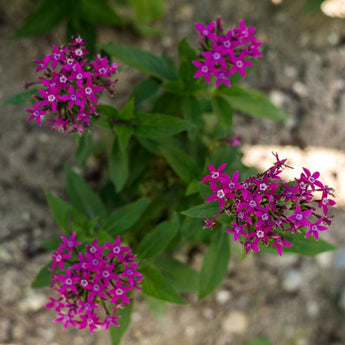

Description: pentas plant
[16,16,337,345]
[25,35,118,133]
[193,18,263,87]
[47,233,143,333]
[201,153,336,256]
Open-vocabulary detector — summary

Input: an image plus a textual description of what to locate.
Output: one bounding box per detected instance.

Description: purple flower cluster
[26,36,118,133]
[201,153,336,256]
[192,18,262,87]
[46,233,143,333]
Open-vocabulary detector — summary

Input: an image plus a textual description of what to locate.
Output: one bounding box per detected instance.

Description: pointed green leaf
[199,230,230,299]
[129,0,166,24]
[45,191,90,232]
[93,104,118,129]
[103,198,150,234]
[212,96,233,138]
[80,0,125,26]
[217,85,287,121]
[140,265,186,304]
[161,146,199,183]
[31,261,52,288]
[119,99,135,120]
[260,231,336,256]
[101,42,178,81]
[109,303,133,345]
[178,38,199,91]
[137,213,179,260]
[3,89,38,106]
[13,0,64,38]
[181,201,219,218]
[75,132,93,166]
[133,113,190,137]
[114,125,133,152]
[130,77,161,111]
[66,165,107,219]
[183,96,203,139]
[109,138,129,192]
[154,256,199,293]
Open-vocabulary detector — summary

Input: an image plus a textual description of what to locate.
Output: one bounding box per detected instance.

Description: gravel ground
[1,1,345,345]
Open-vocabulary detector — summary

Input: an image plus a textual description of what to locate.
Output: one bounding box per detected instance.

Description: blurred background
[1,0,345,344]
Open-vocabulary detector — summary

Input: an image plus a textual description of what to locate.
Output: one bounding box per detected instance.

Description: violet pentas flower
[47,232,143,333]
[192,17,263,87]
[25,35,118,133]
[201,153,335,256]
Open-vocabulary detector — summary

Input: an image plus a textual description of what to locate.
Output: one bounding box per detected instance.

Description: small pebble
[216,290,231,305]
[282,269,303,292]
[221,311,248,334]
[334,247,345,269]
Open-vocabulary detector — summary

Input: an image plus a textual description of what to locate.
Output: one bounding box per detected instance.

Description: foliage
[17,18,337,344]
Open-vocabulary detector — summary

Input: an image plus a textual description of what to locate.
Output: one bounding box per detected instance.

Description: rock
[282,269,303,292]
[221,311,248,334]
[269,90,286,108]
[334,247,345,269]
[315,251,334,269]
[216,290,231,305]
[18,289,46,312]
[306,300,320,317]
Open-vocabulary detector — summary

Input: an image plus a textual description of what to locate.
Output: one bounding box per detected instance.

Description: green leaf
[137,213,179,260]
[94,104,118,129]
[109,138,129,193]
[118,99,135,120]
[260,231,336,256]
[3,89,37,106]
[140,265,186,304]
[181,201,220,218]
[247,337,272,345]
[31,261,52,288]
[79,0,125,26]
[109,303,133,345]
[154,257,199,293]
[13,0,65,38]
[185,179,200,196]
[178,38,198,91]
[103,198,150,234]
[183,96,203,139]
[129,0,166,24]
[218,85,287,121]
[212,96,233,138]
[304,0,324,14]
[133,113,190,137]
[130,77,161,111]
[66,165,107,219]
[199,230,230,299]
[45,191,90,232]
[152,92,183,115]
[101,42,178,81]
[161,146,199,183]
[114,125,133,152]
[75,132,93,166]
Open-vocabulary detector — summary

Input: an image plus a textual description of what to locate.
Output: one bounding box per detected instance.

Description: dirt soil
[1,1,345,345]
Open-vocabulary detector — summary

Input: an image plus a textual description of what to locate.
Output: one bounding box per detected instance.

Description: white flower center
[213,52,221,60]
[257,230,264,238]
[66,278,72,285]
[311,225,318,231]
[116,288,123,295]
[224,40,231,47]
[99,68,106,74]
[60,75,67,83]
[48,95,55,102]
[236,61,243,68]
[113,247,120,254]
[249,200,256,208]
[217,189,225,198]
[202,29,209,36]
[295,213,303,221]
[76,73,83,80]
[259,183,267,191]
[211,172,219,179]
[75,48,83,56]
[85,87,92,95]
[201,66,209,73]
[322,199,328,205]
